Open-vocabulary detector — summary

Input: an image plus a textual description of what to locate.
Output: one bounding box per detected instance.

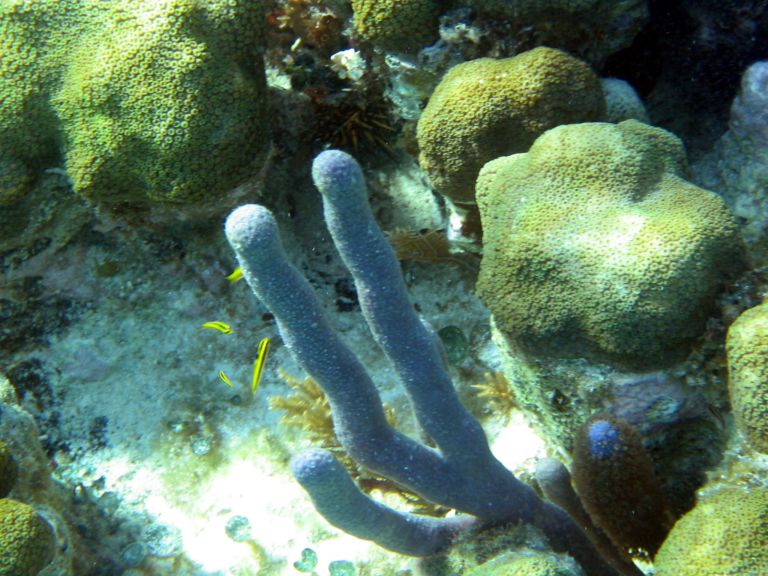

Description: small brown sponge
[351,0,440,53]
[464,549,584,576]
[654,486,768,576]
[0,498,55,576]
[572,416,673,557]
[476,120,745,368]
[725,302,768,453]
[0,440,18,498]
[416,47,605,204]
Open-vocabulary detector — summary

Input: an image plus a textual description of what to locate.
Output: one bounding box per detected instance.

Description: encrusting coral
[417,47,606,205]
[654,486,768,576]
[225,149,623,574]
[725,301,768,453]
[1,0,270,206]
[476,120,746,369]
[0,498,55,576]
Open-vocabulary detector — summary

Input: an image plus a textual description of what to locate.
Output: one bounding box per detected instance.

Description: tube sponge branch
[225,150,621,573]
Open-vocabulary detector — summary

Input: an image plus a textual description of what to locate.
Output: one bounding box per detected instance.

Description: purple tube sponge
[225,150,624,574]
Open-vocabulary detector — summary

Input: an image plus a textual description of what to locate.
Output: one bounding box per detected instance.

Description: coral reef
[350,0,441,53]
[1,0,270,207]
[0,498,55,576]
[476,120,746,369]
[654,486,768,576]
[725,301,768,453]
[417,47,605,204]
[225,150,621,574]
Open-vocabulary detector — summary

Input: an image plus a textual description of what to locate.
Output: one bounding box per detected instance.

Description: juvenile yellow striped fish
[202,321,233,334]
[227,267,244,282]
[252,337,270,394]
[218,370,234,387]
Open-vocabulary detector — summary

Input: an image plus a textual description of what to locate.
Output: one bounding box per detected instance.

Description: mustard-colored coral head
[476,120,745,368]
[655,486,768,576]
[417,47,606,204]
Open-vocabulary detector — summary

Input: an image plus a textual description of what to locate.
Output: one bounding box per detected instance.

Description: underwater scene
[1,0,767,575]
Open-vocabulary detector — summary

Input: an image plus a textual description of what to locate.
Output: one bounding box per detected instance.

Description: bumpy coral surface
[476,120,745,368]
[351,0,440,52]
[0,0,86,204]
[417,47,605,204]
[654,487,768,576]
[0,498,54,576]
[1,0,269,206]
[725,301,768,453]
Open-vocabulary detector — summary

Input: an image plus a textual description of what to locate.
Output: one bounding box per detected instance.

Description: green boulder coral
[726,302,768,453]
[476,120,745,368]
[0,0,269,206]
[351,0,440,52]
[417,47,605,204]
[654,487,768,576]
[0,498,55,576]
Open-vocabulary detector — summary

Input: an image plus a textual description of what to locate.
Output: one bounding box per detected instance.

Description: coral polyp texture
[0,498,55,576]
[0,0,269,206]
[416,47,606,204]
[476,120,746,369]
[653,486,768,576]
[225,150,623,575]
[725,301,768,453]
[350,0,440,53]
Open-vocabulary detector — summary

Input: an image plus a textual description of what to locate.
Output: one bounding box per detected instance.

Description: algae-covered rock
[477,120,745,368]
[417,47,605,204]
[464,549,584,576]
[0,498,55,576]
[726,301,768,453]
[1,0,269,207]
[0,440,18,499]
[351,0,440,53]
[654,486,768,576]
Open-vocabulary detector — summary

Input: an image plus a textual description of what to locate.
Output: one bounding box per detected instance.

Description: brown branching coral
[270,369,448,516]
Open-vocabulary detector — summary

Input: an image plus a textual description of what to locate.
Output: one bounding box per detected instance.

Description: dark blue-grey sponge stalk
[225,150,623,573]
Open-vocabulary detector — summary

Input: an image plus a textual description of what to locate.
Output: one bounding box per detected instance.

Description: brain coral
[0,0,87,204]
[0,498,55,576]
[476,120,745,368]
[417,47,606,204]
[725,301,768,453]
[351,0,440,52]
[654,486,768,576]
[0,0,269,206]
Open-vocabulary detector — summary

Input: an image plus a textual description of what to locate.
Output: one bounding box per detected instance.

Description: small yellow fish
[227,267,244,282]
[218,370,233,387]
[251,337,270,394]
[202,321,233,334]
